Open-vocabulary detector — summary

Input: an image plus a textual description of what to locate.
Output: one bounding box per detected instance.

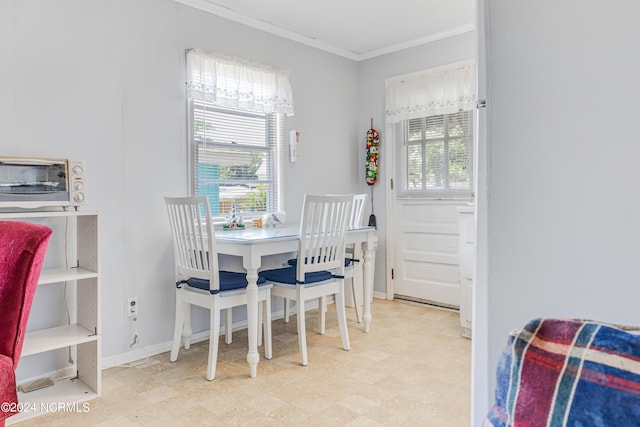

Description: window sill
[396,193,473,203]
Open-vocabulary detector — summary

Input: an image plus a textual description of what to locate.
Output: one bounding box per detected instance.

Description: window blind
[401,110,473,195]
[189,100,282,216]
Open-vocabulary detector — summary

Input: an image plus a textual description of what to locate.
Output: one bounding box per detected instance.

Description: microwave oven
[0,157,86,209]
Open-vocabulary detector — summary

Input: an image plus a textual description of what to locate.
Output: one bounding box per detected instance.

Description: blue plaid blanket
[485,318,640,426]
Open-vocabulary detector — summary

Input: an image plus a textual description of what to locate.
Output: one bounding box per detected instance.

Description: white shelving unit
[457,205,475,339]
[0,210,100,425]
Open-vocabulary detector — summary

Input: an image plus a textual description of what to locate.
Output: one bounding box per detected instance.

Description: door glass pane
[425,141,445,189]
[448,112,470,137]
[406,144,423,190]
[425,116,444,139]
[398,111,473,197]
[448,138,470,189]
[407,118,423,142]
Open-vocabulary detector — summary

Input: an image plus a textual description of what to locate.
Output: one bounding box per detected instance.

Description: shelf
[38,267,98,285]
[21,324,97,357]
[6,377,98,425]
[457,207,475,337]
[0,209,98,219]
[4,209,101,423]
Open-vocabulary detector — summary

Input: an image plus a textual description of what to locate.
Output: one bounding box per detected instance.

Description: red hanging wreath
[365,125,379,186]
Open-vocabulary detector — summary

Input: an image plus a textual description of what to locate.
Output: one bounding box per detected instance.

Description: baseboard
[373,290,386,300]
[102,306,290,369]
[102,295,385,370]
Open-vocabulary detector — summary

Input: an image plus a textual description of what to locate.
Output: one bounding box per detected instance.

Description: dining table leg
[352,244,364,324]
[362,234,378,333]
[244,260,260,378]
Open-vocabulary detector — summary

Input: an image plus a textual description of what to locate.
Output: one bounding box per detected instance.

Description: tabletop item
[262,211,286,228]
[223,200,245,230]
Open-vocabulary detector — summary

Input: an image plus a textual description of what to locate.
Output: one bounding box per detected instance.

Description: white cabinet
[0,210,100,424]
[457,205,475,339]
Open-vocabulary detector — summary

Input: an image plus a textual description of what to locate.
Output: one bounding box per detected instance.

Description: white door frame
[384,119,395,301]
[472,0,490,422]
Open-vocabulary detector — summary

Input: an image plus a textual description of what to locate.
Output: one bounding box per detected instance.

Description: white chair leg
[284,298,290,322]
[207,301,220,381]
[296,287,308,366]
[170,290,185,362]
[319,296,326,334]
[352,245,365,324]
[263,295,272,359]
[335,284,351,351]
[225,307,233,345]
[257,301,263,347]
[183,299,192,350]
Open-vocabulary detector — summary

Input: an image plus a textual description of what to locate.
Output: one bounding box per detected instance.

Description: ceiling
[177,0,475,61]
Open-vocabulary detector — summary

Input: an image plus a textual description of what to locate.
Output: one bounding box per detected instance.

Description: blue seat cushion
[179,271,266,294]
[259,266,333,285]
[287,258,353,267]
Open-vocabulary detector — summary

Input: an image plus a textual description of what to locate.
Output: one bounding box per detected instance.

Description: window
[400,110,473,198]
[185,47,294,218]
[385,60,475,199]
[189,100,284,217]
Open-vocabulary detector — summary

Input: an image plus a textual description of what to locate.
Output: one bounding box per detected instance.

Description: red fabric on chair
[0,221,52,426]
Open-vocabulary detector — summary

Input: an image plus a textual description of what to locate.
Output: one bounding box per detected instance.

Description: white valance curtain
[186,47,295,116]
[385,59,475,123]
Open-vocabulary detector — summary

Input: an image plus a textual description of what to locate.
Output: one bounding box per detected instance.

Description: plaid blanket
[485,318,640,427]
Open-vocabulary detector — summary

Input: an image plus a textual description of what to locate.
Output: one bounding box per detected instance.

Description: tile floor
[14,299,471,426]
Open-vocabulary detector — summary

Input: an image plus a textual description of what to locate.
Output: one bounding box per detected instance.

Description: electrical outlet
[127,296,138,317]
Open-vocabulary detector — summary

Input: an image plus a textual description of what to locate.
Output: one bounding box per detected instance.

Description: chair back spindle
[350,193,368,228]
[297,194,352,282]
[165,196,219,292]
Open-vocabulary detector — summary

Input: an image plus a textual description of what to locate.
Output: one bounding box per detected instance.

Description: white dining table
[214,224,377,378]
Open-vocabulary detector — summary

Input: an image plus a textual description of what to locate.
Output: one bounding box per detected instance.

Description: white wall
[1,0,359,372]
[474,1,640,424]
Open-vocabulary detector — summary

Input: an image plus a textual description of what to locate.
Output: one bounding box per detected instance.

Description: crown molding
[176,0,475,62]
[356,23,476,61]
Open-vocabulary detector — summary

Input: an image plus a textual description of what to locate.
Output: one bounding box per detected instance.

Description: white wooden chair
[165,196,272,380]
[284,193,368,324]
[344,193,368,323]
[259,194,352,366]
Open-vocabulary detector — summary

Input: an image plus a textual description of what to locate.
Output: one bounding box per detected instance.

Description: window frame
[397,109,475,200]
[187,98,285,220]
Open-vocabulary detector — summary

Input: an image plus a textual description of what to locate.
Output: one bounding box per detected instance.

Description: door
[392,200,462,307]
[385,81,475,307]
